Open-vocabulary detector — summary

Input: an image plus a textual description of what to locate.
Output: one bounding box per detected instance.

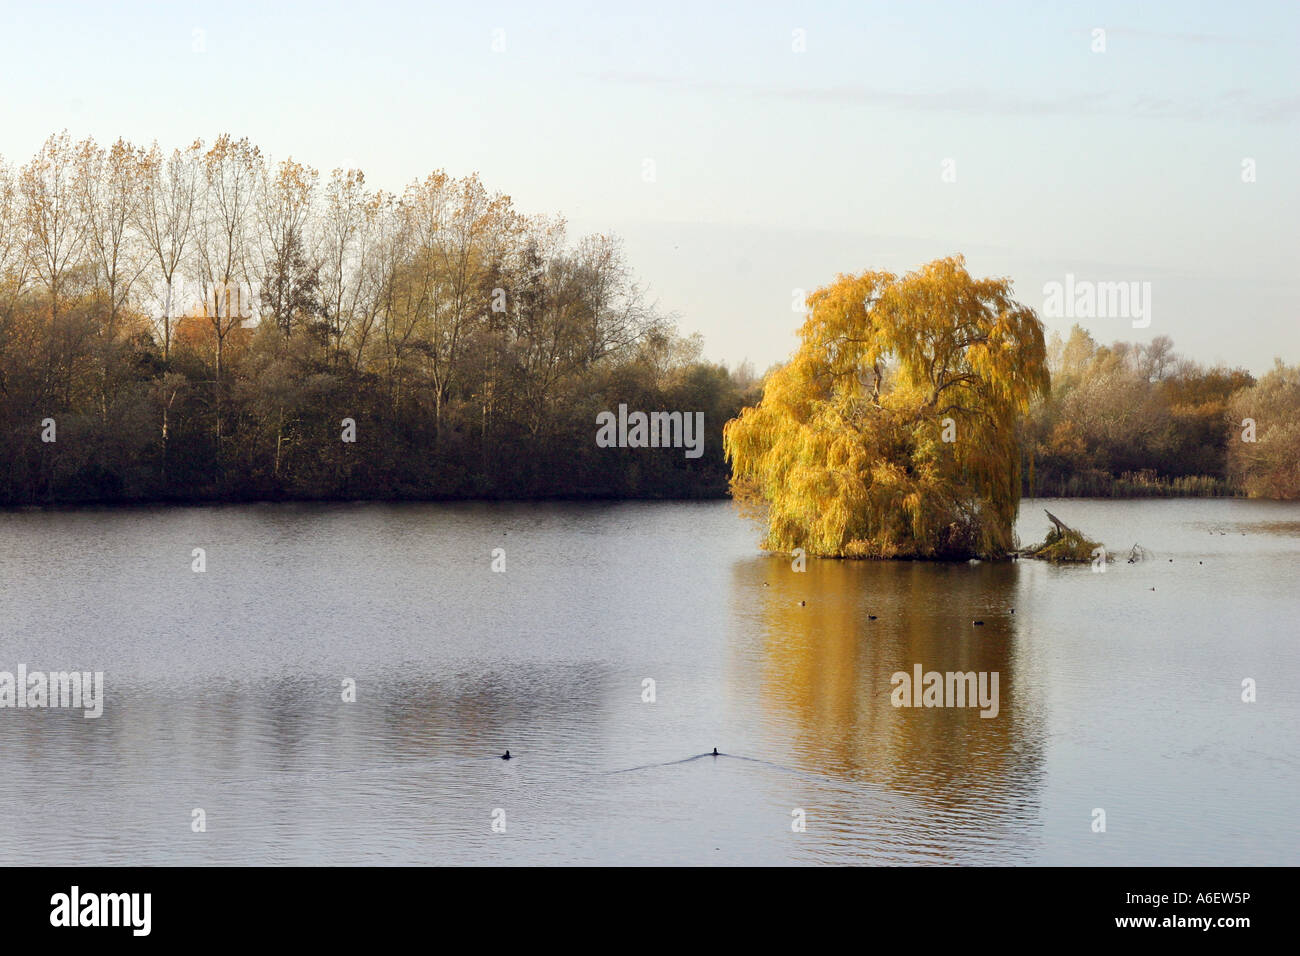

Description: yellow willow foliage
[724,256,1048,559]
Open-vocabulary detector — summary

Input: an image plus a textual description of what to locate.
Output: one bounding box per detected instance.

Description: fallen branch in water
[1126,543,1152,563]
[1021,510,1105,563]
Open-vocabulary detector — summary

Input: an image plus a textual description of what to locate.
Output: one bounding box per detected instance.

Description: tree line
[1,132,1294,509]
[1022,326,1299,499]
[0,133,757,505]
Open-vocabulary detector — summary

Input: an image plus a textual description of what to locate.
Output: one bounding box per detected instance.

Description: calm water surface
[0,498,1296,865]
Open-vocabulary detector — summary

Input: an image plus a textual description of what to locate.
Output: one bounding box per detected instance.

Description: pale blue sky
[1,0,1296,372]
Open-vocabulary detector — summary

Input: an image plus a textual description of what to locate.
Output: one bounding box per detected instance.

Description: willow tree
[724,256,1048,559]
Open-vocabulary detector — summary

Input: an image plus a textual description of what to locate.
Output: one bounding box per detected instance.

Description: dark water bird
[868,614,878,620]
[712,748,719,756]
[501,751,512,760]
[1148,587,1156,591]
[799,600,806,606]
[1011,608,1015,614]
[972,620,985,626]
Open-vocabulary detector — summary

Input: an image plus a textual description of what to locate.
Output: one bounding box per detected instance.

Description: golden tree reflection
[729,555,1045,806]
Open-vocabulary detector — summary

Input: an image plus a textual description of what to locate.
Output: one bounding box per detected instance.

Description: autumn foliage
[724,256,1048,559]
[0,133,756,504]
[1021,327,1259,497]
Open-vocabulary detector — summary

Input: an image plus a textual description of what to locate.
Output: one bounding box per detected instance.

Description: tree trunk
[1044,509,1073,536]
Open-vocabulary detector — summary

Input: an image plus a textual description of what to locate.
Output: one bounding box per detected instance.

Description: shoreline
[0,486,1267,513]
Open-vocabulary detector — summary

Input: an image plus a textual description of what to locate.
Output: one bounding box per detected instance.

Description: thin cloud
[588,71,1297,123]
[1068,26,1267,46]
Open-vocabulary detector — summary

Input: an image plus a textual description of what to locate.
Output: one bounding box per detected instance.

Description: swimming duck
[501,750,512,760]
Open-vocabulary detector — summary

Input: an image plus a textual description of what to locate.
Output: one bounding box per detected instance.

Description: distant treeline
[2,134,1295,507]
[0,133,758,505]
[1021,327,1300,499]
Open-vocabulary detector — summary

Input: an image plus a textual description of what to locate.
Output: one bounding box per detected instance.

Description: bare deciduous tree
[134,141,202,362]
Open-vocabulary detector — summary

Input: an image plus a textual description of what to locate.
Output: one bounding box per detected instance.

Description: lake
[0,498,1296,865]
